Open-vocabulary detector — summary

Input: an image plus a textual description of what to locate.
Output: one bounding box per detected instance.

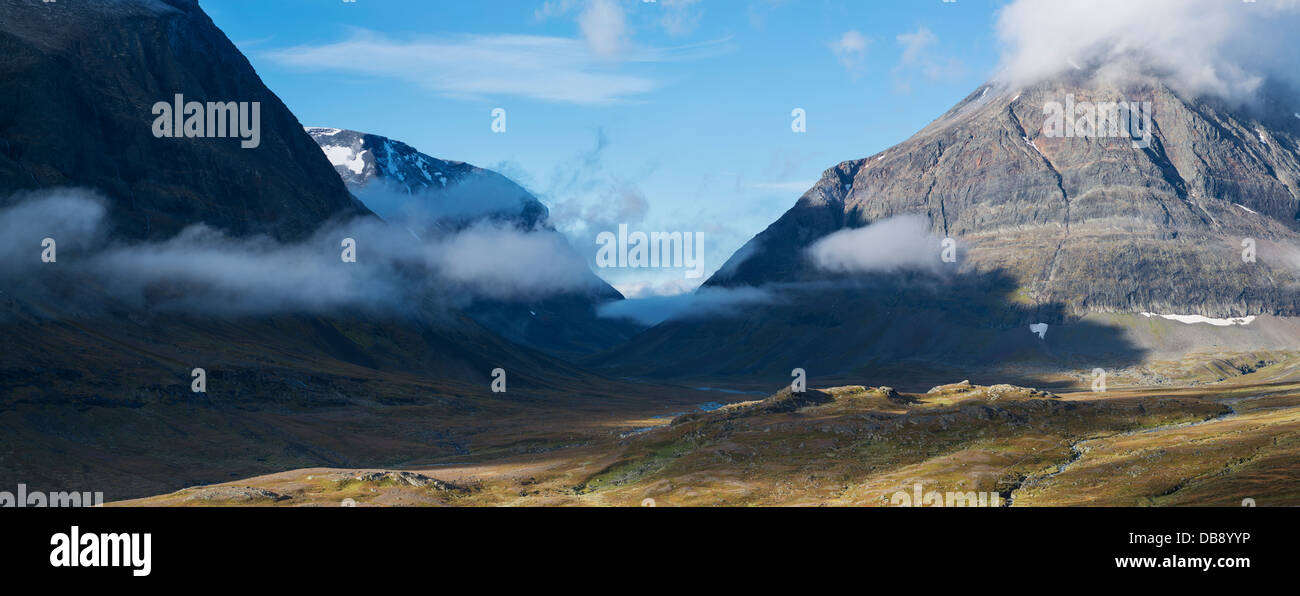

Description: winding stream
[1003,403,1242,506]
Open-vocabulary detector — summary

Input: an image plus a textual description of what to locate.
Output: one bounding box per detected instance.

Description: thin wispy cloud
[897,27,936,65]
[543,129,652,235]
[830,30,870,74]
[263,30,725,105]
[747,181,817,193]
[746,0,788,30]
[892,26,964,91]
[658,0,705,37]
[597,286,774,325]
[577,0,629,57]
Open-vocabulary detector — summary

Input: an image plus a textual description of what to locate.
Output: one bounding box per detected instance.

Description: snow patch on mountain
[306,127,551,230]
[306,127,343,137]
[1141,313,1256,326]
[321,145,366,175]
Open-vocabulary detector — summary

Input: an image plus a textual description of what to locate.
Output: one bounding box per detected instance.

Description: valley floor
[120,358,1300,507]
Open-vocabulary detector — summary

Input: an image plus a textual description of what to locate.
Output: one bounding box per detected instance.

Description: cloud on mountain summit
[996,0,1300,103]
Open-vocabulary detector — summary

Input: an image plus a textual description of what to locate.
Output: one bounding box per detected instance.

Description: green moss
[576,439,694,493]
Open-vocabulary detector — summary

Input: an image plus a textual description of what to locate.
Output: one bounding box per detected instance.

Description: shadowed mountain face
[587,270,1146,389]
[308,127,641,359]
[710,74,1300,318]
[0,1,646,498]
[0,0,367,240]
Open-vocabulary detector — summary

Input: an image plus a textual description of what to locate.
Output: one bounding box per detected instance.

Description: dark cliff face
[0,1,637,496]
[0,0,367,241]
[709,74,1300,318]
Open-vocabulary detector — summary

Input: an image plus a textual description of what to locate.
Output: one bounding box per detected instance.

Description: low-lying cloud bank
[354,171,546,229]
[996,0,1300,103]
[596,286,773,326]
[0,189,601,315]
[806,215,945,274]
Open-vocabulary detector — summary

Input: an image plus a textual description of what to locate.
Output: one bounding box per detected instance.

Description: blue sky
[204,0,1007,296]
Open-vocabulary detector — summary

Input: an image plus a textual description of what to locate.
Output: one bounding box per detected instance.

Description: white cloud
[597,286,773,325]
[747,181,817,193]
[893,27,964,90]
[0,189,107,273]
[265,31,661,105]
[427,223,597,300]
[659,0,705,37]
[541,129,652,235]
[807,215,942,274]
[578,0,629,57]
[995,0,1300,103]
[747,0,788,30]
[0,190,601,314]
[534,0,581,21]
[830,30,870,72]
[897,27,936,65]
[264,27,728,105]
[612,278,700,299]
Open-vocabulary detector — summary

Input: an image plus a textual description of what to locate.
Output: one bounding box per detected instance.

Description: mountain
[306,127,548,230]
[711,74,1300,315]
[0,0,649,499]
[308,127,641,359]
[0,0,367,240]
[591,73,1300,384]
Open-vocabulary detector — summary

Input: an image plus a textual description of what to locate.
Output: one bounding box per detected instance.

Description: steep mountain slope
[0,0,367,240]
[308,127,641,359]
[593,74,1300,382]
[307,127,548,230]
[712,74,1300,316]
[0,0,649,498]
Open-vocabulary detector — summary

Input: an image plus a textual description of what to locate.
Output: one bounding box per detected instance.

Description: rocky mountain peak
[307,127,548,231]
[709,74,1300,318]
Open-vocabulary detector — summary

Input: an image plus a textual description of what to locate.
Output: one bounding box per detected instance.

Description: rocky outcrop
[760,387,835,412]
[182,486,290,503]
[348,471,463,492]
[927,380,974,394]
